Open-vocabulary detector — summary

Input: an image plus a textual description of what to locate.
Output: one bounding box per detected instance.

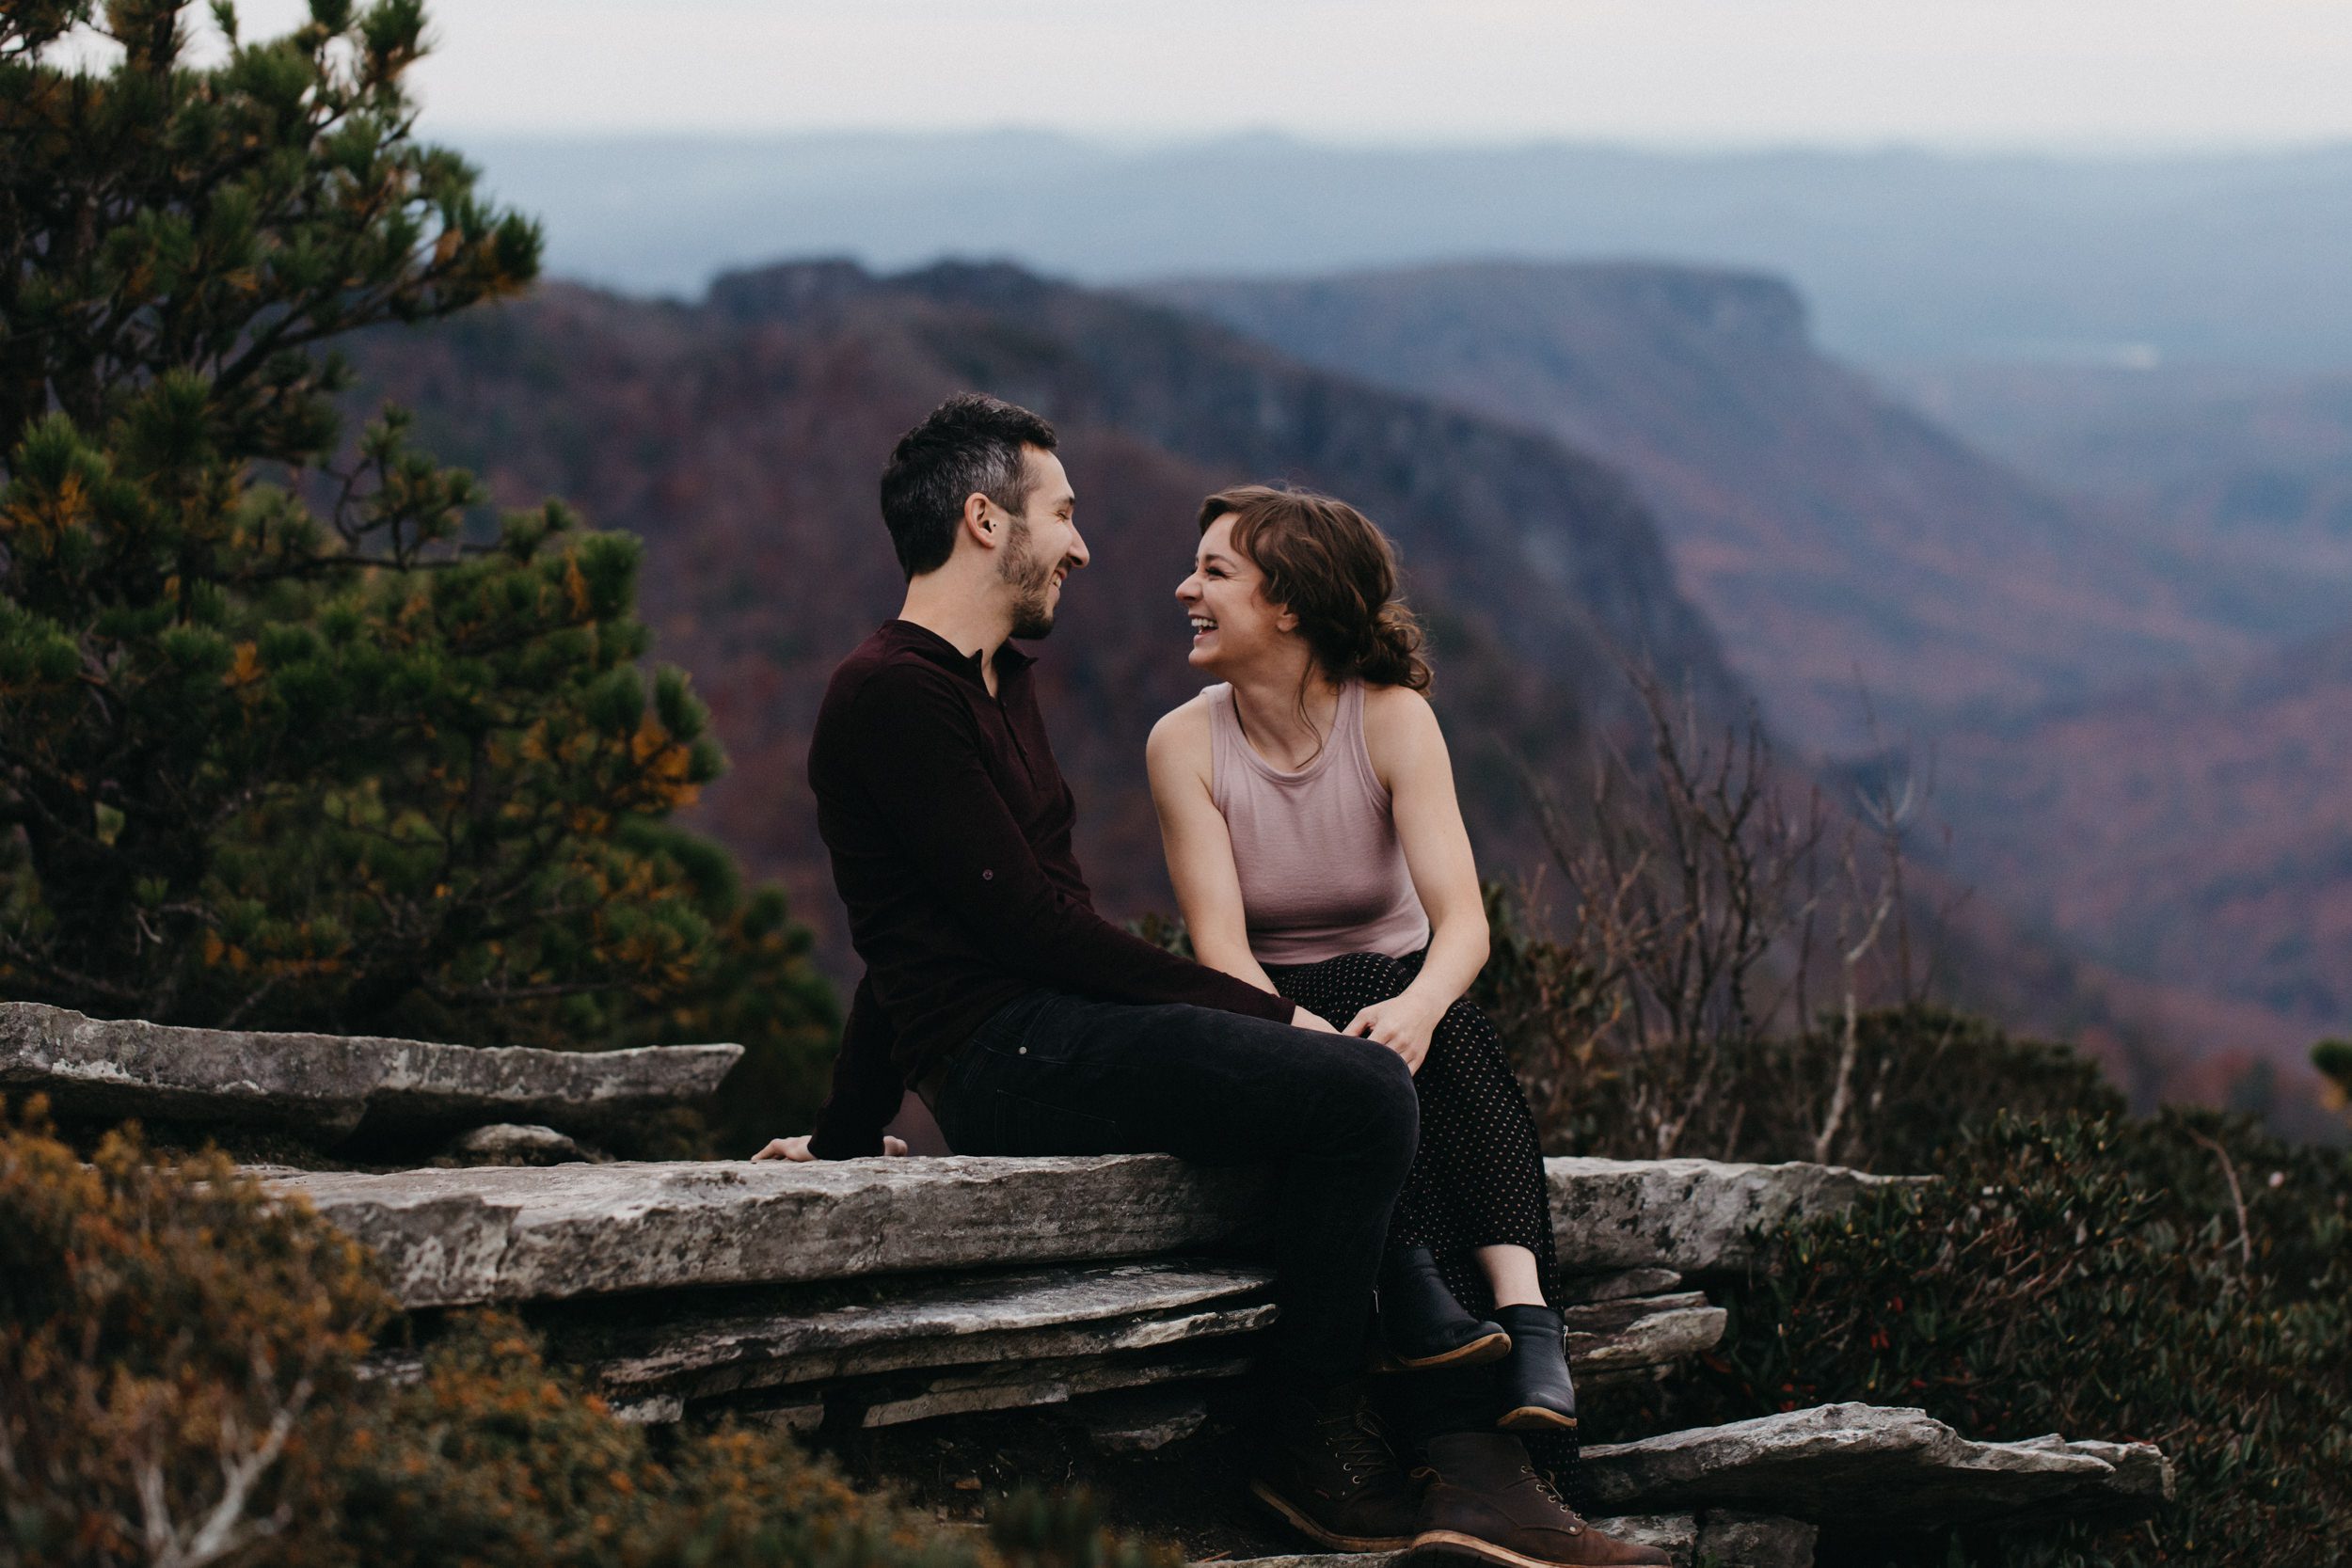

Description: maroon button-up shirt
[804,620,1292,1156]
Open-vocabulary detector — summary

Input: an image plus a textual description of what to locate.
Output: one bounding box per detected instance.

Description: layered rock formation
[17,1007,2172,1565]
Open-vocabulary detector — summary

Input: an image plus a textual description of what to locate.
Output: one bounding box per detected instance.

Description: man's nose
[1065,529,1090,569]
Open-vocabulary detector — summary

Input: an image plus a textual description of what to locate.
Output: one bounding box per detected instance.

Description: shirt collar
[882,619,1035,686]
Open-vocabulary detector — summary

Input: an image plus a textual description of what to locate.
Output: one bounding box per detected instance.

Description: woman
[1146,483,1576,1433]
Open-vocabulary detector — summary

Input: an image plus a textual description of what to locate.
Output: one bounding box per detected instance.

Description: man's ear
[960,491,998,550]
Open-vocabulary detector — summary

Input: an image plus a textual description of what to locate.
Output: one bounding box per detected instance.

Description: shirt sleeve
[851,664,1293,1022]
[807,974,905,1159]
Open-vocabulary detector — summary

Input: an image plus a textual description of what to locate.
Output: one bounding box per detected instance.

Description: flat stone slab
[1581,1402,2172,1530]
[1546,1159,1926,1274]
[1199,1510,1814,1568]
[278,1156,1273,1307]
[1560,1292,1727,1387]
[850,1343,1255,1428]
[2,1001,739,1142]
[558,1259,1279,1399]
[1558,1267,1685,1304]
[279,1153,1897,1307]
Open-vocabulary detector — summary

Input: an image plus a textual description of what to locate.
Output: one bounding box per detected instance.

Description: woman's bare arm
[1146,699,1286,999]
[1364,686,1490,1023]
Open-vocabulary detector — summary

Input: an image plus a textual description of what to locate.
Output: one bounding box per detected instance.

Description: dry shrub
[0,1099,389,1568]
[0,1101,1178,1568]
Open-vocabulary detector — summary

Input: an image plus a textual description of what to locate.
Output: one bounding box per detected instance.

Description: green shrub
[1624,1112,2352,1566]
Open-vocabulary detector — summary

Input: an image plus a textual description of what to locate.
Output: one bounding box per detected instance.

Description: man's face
[994,448,1087,640]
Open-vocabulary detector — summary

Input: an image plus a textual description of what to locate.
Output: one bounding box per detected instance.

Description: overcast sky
[193,0,2352,150]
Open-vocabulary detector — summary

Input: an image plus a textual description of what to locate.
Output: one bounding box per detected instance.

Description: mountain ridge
[1153,259,2334,753]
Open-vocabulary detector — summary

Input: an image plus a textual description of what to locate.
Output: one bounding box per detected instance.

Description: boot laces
[1318,1408,1392,1482]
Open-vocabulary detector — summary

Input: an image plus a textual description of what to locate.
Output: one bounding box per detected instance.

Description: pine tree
[0,0,835,1140]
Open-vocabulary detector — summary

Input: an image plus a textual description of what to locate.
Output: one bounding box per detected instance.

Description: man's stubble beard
[1000,515,1061,640]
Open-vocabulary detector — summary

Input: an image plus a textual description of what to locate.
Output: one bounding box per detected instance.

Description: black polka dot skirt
[1261,948,1557,1315]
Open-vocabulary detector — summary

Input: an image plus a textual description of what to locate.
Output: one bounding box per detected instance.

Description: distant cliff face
[1154,262,2302,755]
[342,261,1741,956]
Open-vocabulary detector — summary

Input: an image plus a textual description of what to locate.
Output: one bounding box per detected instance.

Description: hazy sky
[203,0,2352,149]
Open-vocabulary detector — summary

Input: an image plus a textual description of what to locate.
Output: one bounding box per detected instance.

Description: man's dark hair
[879,393,1059,579]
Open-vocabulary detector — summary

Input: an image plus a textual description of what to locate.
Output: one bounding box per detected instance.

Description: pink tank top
[1208,680,1432,966]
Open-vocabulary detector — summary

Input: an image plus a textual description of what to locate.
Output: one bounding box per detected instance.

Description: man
[759,394,1664,1568]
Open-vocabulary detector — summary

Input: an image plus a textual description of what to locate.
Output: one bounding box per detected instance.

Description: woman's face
[1177,515,1295,675]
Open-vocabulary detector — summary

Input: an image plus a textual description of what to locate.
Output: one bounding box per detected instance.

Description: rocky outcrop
[275,1154,1900,1308]
[1581,1402,2173,1530]
[0,1000,739,1143]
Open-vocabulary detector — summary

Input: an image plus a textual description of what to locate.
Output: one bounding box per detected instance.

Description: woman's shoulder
[1359,680,1436,733]
[1358,681,1441,778]
[1146,688,1224,771]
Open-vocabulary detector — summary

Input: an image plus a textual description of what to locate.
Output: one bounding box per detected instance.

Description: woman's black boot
[1491,1303,1578,1432]
[1373,1246,1511,1372]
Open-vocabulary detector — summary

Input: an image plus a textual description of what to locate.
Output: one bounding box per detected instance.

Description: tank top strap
[1335,678,1391,809]
[1205,683,1240,815]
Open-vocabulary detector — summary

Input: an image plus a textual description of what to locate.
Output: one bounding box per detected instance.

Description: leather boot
[1375,1247,1512,1372]
[1404,1433,1671,1567]
[1491,1304,1577,1433]
[1249,1380,1421,1552]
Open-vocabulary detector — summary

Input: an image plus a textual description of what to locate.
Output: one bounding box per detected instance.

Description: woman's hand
[1343,993,1444,1073]
[753,1133,909,1161]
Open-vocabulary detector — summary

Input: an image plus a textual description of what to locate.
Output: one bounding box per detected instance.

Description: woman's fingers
[753,1134,816,1162]
[883,1135,910,1156]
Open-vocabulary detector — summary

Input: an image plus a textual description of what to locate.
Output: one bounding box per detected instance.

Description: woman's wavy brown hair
[1197,484,1433,692]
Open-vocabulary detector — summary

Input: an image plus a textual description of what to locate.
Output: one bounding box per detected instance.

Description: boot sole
[1496,1405,1579,1433]
[1400,1528,1624,1568]
[1248,1479,1415,1552]
[1372,1330,1514,1374]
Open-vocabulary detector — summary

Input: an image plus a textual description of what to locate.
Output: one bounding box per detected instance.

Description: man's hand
[1343,993,1444,1073]
[753,1133,909,1161]
[1291,1005,1338,1033]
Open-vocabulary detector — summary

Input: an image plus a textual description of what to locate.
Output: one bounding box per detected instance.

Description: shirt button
[1018,1046,1027,1054]
[981,869,993,880]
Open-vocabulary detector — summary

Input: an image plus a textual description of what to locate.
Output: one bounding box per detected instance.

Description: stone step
[1581,1402,2173,1531]
[1561,1292,1728,1388]
[273,1154,1910,1307]
[535,1260,1721,1417]
[282,1156,1266,1308]
[556,1259,1279,1402]
[1542,1158,1925,1275]
[2,1000,739,1143]
[1200,1510,1817,1568]
[1556,1267,1684,1304]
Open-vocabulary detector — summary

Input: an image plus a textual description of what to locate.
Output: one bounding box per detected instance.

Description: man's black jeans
[930,988,1419,1387]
